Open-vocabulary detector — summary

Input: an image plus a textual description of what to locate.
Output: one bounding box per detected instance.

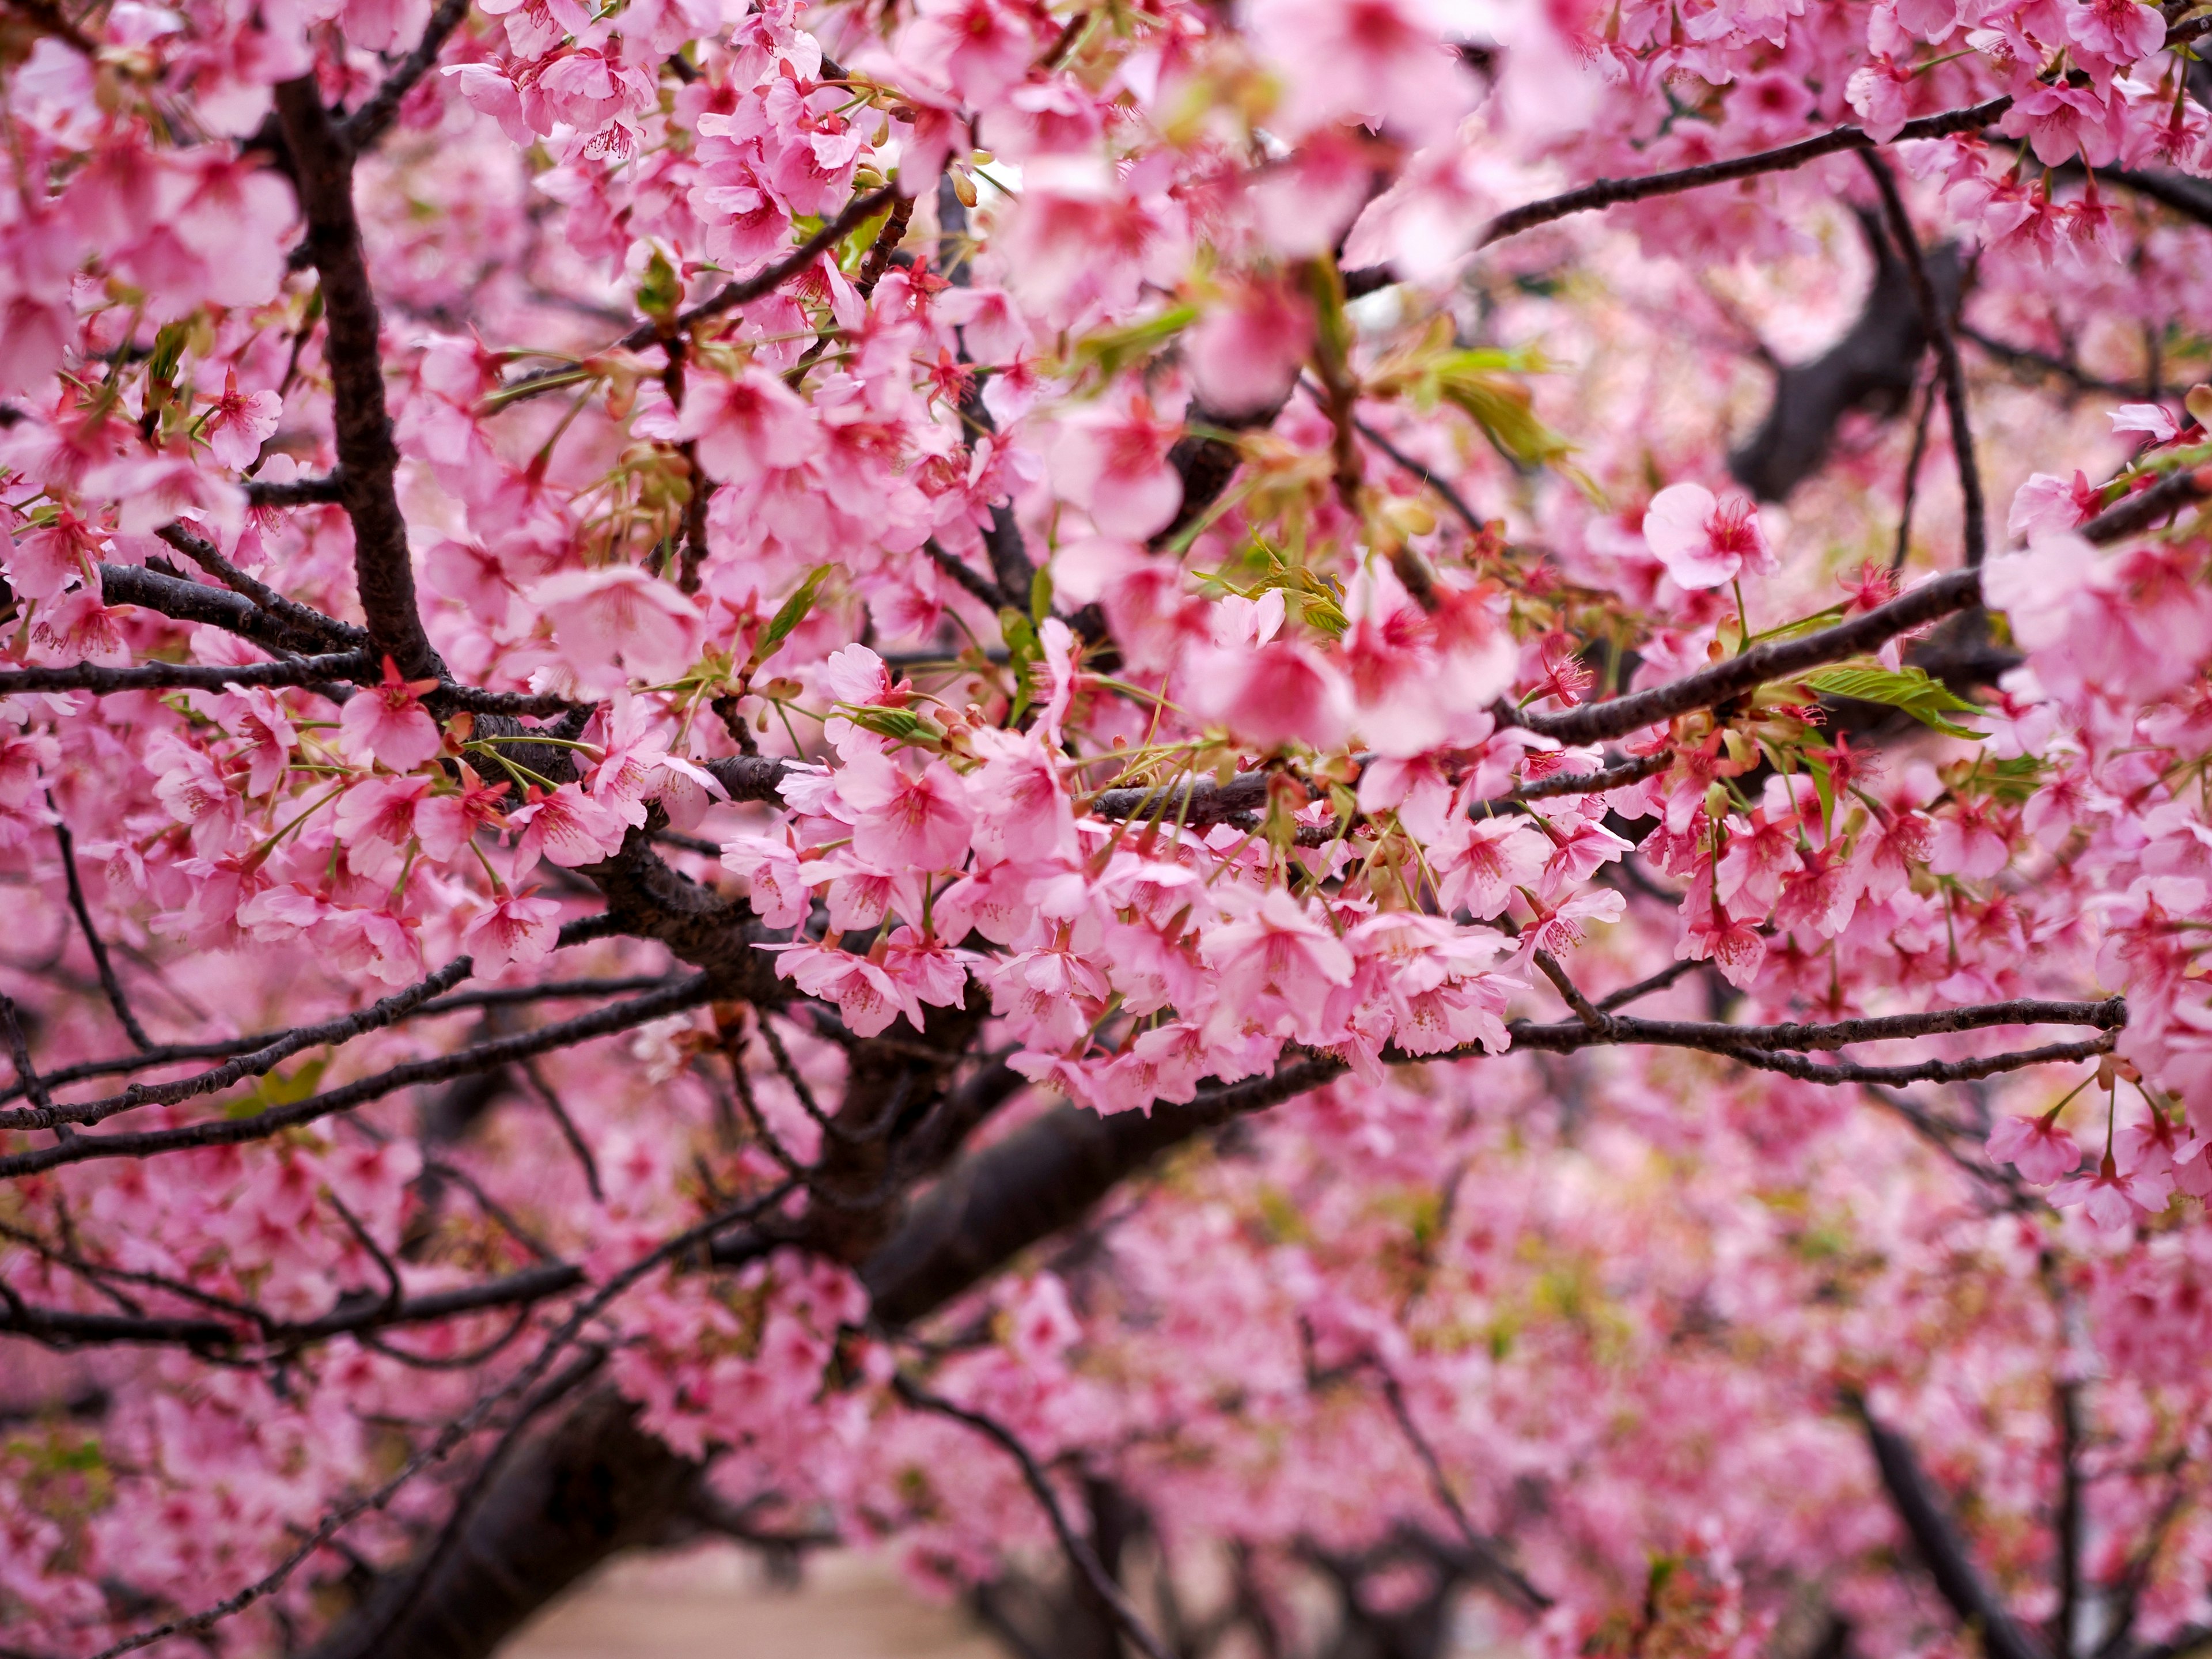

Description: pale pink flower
[324,904,425,986]
[1844,57,1914,142]
[1987,1112,2084,1184]
[1185,278,1314,418]
[2111,403,2179,444]
[7,511,104,601]
[1675,889,1764,987]
[904,0,1036,103]
[200,370,282,470]
[967,728,1074,865]
[1998,83,2118,169]
[1245,0,1476,144]
[218,686,297,797]
[1047,394,1184,541]
[835,749,975,872]
[339,657,444,772]
[1536,810,1636,899]
[416,766,512,861]
[1642,483,1775,591]
[1183,638,1354,752]
[1433,817,1550,920]
[333,774,436,879]
[768,939,923,1037]
[535,566,704,689]
[2051,1156,2173,1230]
[1526,888,1627,958]
[2006,471,2100,540]
[984,945,1111,1049]
[2059,0,2164,61]
[508,783,630,869]
[31,589,130,665]
[674,365,820,484]
[461,888,562,974]
[1199,888,1356,1029]
[721,834,816,929]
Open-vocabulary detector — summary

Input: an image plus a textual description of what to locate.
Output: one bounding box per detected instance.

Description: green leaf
[1805,755,1835,840]
[999,608,1040,724]
[222,1057,329,1119]
[1805,665,1985,740]
[749,566,832,666]
[1065,304,1197,383]
[635,248,682,320]
[838,705,945,748]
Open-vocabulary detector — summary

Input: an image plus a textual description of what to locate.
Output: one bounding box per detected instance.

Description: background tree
[1,0,2211,1656]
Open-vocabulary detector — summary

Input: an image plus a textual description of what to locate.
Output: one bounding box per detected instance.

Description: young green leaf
[1804,664,1984,740]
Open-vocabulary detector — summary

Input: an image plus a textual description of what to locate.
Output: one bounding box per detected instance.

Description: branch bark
[1854,1400,2049,1659]
[274,77,442,681]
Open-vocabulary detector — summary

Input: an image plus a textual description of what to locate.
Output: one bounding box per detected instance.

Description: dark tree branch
[0,956,479,1132]
[0,976,673,1107]
[339,0,475,156]
[1506,566,1983,744]
[492,186,899,407]
[1961,327,2147,400]
[893,1373,1177,1659]
[1860,153,1987,568]
[1894,373,1938,571]
[0,653,369,698]
[1729,209,1957,504]
[1853,1400,2048,1659]
[1355,415,1489,538]
[274,76,442,681]
[1374,1366,1553,1614]
[0,976,712,1177]
[243,471,347,508]
[2079,469,2209,544]
[925,535,1013,610]
[103,1188,786,1659]
[100,560,357,659]
[2053,1376,2085,1659]
[1474,100,2013,252]
[49,806,151,1050]
[156,522,370,652]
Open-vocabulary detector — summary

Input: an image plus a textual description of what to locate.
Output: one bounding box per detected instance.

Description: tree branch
[490,185,899,407]
[0,654,369,698]
[1852,1399,2048,1659]
[1374,1367,1553,1614]
[274,76,442,681]
[1860,152,1986,568]
[0,976,712,1177]
[243,471,347,509]
[893,1373,1177,1659]
[1472,99,2011,253]
[49,806,151,1050]
[339,0,474,156]
[156,522,370,653]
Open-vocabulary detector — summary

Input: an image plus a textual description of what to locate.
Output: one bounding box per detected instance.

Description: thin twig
[49,805,152,1050]
[893,1373,1178,1659]
[1861,152,1986,568]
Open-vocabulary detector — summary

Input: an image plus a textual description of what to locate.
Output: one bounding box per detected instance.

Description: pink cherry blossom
[1988,1111,2085,1183]
[1642,483,1777,591]
[338,657,444,773]
[834,749,975,872]
[199,370,282,470]
[460,887,562,973]
[535,566,706,688]
[1047,394,1184,541]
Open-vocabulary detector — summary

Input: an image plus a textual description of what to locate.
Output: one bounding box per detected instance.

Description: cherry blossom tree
[3,0,2212,1655]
